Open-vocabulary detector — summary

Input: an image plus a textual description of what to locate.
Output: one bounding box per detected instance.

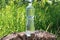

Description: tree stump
[0,31,57,40]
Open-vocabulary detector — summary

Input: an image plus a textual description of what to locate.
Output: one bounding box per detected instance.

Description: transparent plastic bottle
[26,0,35,36]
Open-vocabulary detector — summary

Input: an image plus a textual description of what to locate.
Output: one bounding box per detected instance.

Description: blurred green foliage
[0,0,60,38]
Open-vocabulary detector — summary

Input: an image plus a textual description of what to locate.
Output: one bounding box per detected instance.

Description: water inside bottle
[26,2,35,36]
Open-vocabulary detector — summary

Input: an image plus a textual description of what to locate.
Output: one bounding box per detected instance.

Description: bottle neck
[28,3,32,6]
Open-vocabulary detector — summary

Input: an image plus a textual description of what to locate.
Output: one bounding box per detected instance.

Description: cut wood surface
[0,30,57,40]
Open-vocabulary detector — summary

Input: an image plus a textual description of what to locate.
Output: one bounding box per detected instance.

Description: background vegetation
[0,0,60,39]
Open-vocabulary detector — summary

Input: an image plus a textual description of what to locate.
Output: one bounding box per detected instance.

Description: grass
[0,0,60,38]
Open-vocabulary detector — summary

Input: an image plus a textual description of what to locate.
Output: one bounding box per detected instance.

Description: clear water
[26,3,35,36]
[26,3,35,31]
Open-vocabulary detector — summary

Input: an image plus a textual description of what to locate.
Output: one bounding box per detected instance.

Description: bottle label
[27,16,34,20]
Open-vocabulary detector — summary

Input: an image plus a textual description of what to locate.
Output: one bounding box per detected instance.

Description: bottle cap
[26,0,32,3]
[29,0,32,2]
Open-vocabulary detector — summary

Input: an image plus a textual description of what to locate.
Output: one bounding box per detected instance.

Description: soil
[0,30,57,40]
